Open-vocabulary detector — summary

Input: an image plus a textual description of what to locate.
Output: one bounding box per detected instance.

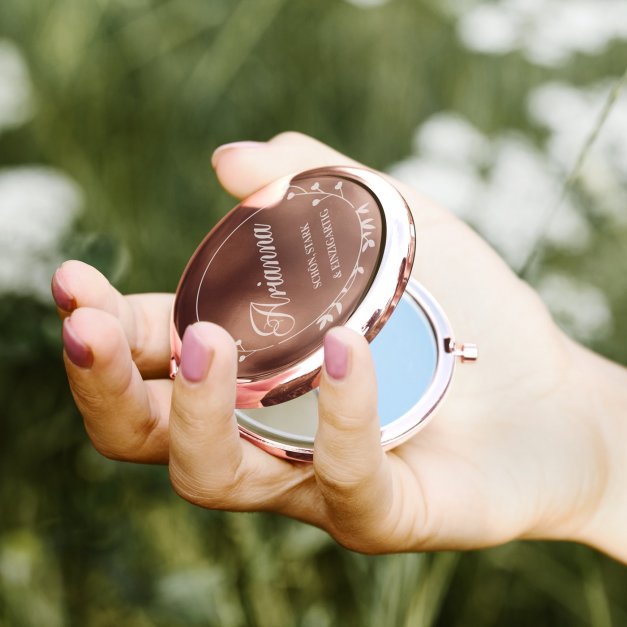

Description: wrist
[568,343,627,562]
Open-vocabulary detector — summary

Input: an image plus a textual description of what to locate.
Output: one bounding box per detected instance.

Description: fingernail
[211,141,265,168]
[180,325,214,383]
[63,318,93,368]
[51,269,77,313]
[324,331,349,381]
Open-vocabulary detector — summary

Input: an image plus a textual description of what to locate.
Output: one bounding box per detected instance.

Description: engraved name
[250,223,295,337]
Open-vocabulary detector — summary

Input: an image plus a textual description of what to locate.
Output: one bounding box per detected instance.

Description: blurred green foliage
[0,1,626,625]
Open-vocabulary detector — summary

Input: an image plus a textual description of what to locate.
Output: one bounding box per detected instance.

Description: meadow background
[1,0,626,625]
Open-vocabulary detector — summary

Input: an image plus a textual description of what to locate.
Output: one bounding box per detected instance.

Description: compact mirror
[235,278,461,460]
[171,166,476,461]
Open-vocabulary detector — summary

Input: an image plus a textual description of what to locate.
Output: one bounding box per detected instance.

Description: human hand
[53,132,627,559]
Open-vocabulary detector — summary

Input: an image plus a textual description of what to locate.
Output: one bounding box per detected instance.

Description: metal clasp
[444,338,478,363]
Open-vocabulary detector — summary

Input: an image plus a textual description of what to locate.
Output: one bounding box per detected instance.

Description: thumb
[314,327,393,545]
[212,131,359,200]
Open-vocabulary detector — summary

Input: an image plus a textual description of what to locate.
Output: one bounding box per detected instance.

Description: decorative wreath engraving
[234,178,378,363]
[234,338,262,363]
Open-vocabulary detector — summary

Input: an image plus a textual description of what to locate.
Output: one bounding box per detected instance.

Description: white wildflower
[389,114,590,269]
[0,39,33,133]
[537,273,613,342]
[0,167,82,301]
[529,80,627,224]
[456,0,627,67]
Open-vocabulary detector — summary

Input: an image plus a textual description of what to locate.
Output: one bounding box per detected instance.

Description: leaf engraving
[317,313,334,330]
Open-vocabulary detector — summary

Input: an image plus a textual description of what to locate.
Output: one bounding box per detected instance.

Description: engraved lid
[170,166,415,408]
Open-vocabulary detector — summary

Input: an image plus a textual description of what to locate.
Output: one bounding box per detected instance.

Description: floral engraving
[235,338,265,363]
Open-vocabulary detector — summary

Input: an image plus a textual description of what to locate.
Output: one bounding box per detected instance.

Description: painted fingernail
[180,325,214,383]
[51,269,77,313]
[324,331,349,381]
[63,318,94,368]
[211,141,265,168]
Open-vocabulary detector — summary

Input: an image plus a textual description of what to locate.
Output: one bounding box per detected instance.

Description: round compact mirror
[171,166,476,461]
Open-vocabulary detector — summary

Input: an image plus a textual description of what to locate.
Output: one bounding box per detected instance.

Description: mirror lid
[170,165,415,408]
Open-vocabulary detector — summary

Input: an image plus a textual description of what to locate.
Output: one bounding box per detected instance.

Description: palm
[386,211,579,549]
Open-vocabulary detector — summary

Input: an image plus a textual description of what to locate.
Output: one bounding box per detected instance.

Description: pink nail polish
[51,270,77,313]
[324,332,349,381]
[63,318,93,368]
[211,141,265,168]
[180,325,214,382]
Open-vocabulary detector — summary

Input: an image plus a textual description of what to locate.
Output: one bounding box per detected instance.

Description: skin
[54,132,627,562]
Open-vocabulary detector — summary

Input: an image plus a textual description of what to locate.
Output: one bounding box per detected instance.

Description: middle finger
[64,306,171,463]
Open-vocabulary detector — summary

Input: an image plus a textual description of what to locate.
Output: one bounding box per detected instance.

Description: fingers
[168,322,314,513]
[314,327,394,547]
[52,260,173,378]
[63,307,170,463]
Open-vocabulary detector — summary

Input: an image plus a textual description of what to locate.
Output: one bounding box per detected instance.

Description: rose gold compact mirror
[171,166,476,461]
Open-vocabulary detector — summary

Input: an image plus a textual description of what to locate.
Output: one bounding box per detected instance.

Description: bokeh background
[1,0,626,625]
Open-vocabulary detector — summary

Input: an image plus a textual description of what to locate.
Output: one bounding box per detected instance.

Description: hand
[53,132,627,558]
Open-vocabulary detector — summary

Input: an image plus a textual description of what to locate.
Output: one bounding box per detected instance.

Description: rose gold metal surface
[170,166,415,408]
